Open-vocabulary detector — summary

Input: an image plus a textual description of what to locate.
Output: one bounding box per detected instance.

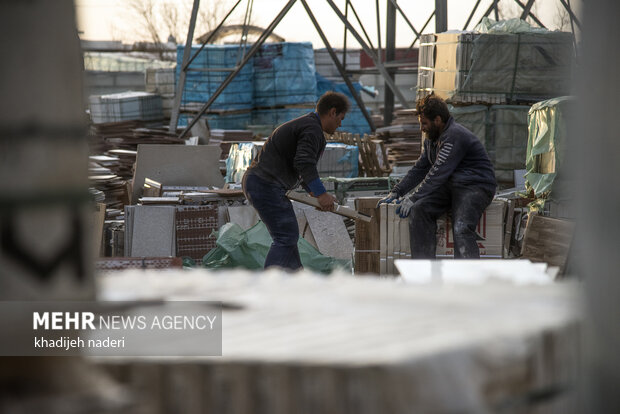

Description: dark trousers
[242,172,302,271]
[408,184,494,259]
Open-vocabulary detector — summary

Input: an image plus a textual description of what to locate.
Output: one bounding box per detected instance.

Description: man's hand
[376,192,399,208]
[396,197,414,218]
[317,192,337,212]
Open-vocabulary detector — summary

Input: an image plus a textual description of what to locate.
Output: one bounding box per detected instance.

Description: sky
[75,0,582,48]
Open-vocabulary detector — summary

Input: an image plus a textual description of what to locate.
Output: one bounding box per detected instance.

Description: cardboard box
[436,200,505,258]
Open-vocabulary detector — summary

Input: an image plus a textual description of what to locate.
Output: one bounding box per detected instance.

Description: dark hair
[316,91,350,116]
[416,95,450,123]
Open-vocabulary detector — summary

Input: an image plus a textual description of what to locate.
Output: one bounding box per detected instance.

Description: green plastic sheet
[525,96,573,196]
[202,221,351,274]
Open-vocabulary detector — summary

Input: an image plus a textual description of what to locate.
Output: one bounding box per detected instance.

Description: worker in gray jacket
[243,91,350,271]
[378,95,496,258]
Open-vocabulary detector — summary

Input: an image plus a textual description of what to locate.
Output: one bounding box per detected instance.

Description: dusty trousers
[242,171,302,271]
[408,183,494,259]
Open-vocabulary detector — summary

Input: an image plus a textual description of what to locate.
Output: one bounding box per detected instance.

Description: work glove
[396,197,414,218]
[376,192,399,208]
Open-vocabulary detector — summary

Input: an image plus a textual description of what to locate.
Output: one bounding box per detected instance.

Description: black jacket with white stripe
[393,116,496,201]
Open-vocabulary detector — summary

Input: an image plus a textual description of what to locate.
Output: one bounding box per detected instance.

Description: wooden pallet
[327,132,391,177]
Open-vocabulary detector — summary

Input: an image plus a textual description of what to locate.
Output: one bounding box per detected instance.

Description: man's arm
[392,143,432,196]
[294,128,336,211]
[408,135,466,201]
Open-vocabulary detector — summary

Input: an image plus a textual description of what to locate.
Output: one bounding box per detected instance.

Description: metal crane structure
[170,0,579,137]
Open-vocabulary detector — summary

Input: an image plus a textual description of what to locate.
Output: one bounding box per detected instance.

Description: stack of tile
[254,42,317,107]
[88,173,127,212]
[89,91,164,123]
[145,68,175,118]
[178,44,254,111]
[90,122,186,180]
[209,129,254,160]
[313,48,360,81]
[124,202,222,263]
[106,149,137,179]
[175,204,220,262]
[355,198,506,275]
[391,108,418,125]
[375,123,423,167]
[225,142,359,184]
[417,31,574,104]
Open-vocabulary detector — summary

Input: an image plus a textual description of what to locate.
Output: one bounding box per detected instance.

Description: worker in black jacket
[243,91,350,271]
[378,95,496,258]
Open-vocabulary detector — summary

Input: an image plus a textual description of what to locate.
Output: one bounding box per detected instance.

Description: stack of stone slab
[89,91,164,123]
[417,30,574,104]
[145,68,175,118]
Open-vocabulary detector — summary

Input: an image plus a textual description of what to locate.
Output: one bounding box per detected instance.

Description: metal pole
[477,1,499,27]
[343,0,349,68]
[186,0,244,68]
[300,0,375,132]
[493,0,499,20]
[325,0,410,108]
[519,0,535,21]
[408,11,434,49]
[558,0,582,29]
[388,0,419,37]
[168,0,201,133]
[347,0,376,51]
[513,0,547,28]
[376,0,382,63]
[463,0,483,30]
[435,0,447,33]
[384,0,396,125]
[177,0,298,138]
[567,0,578,61]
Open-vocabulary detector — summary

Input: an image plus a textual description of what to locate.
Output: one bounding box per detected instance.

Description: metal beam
[169,0,201,133]
[342,0,349,68]
[408,10,434,49]
[177,0,298,138]
[513,0,546,28]
[463,0,483,30]
[388,0,419,37]
[435,0,447,33]
[300,0,375,131]
[169,0,246,132]
[376,0,382,62]
[494,0,499,21]
[384,0,396,125]
[477,1,498,27]
[347,0,376,52]
[519,0,535,21]
[558,0,582,29]
[325,0,409,108]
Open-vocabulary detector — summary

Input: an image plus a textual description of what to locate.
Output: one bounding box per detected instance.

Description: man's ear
[329,107,338,117]
[433,115,443,126]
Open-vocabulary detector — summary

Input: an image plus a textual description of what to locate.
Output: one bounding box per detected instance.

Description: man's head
[316,91,350,134]
[416,95,450,140]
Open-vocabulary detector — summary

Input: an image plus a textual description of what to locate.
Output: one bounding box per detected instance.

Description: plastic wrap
[316,73,372,134]
[176,44,254,110]
[202,222,351,273]
[253,42,317,107]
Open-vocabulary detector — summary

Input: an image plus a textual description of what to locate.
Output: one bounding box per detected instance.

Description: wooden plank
[354,133,370,177]
[93,202,106,257]
[503,199,515,258]
[521,214,575,275]
[354,197,381,275]
[286,191,372,222]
